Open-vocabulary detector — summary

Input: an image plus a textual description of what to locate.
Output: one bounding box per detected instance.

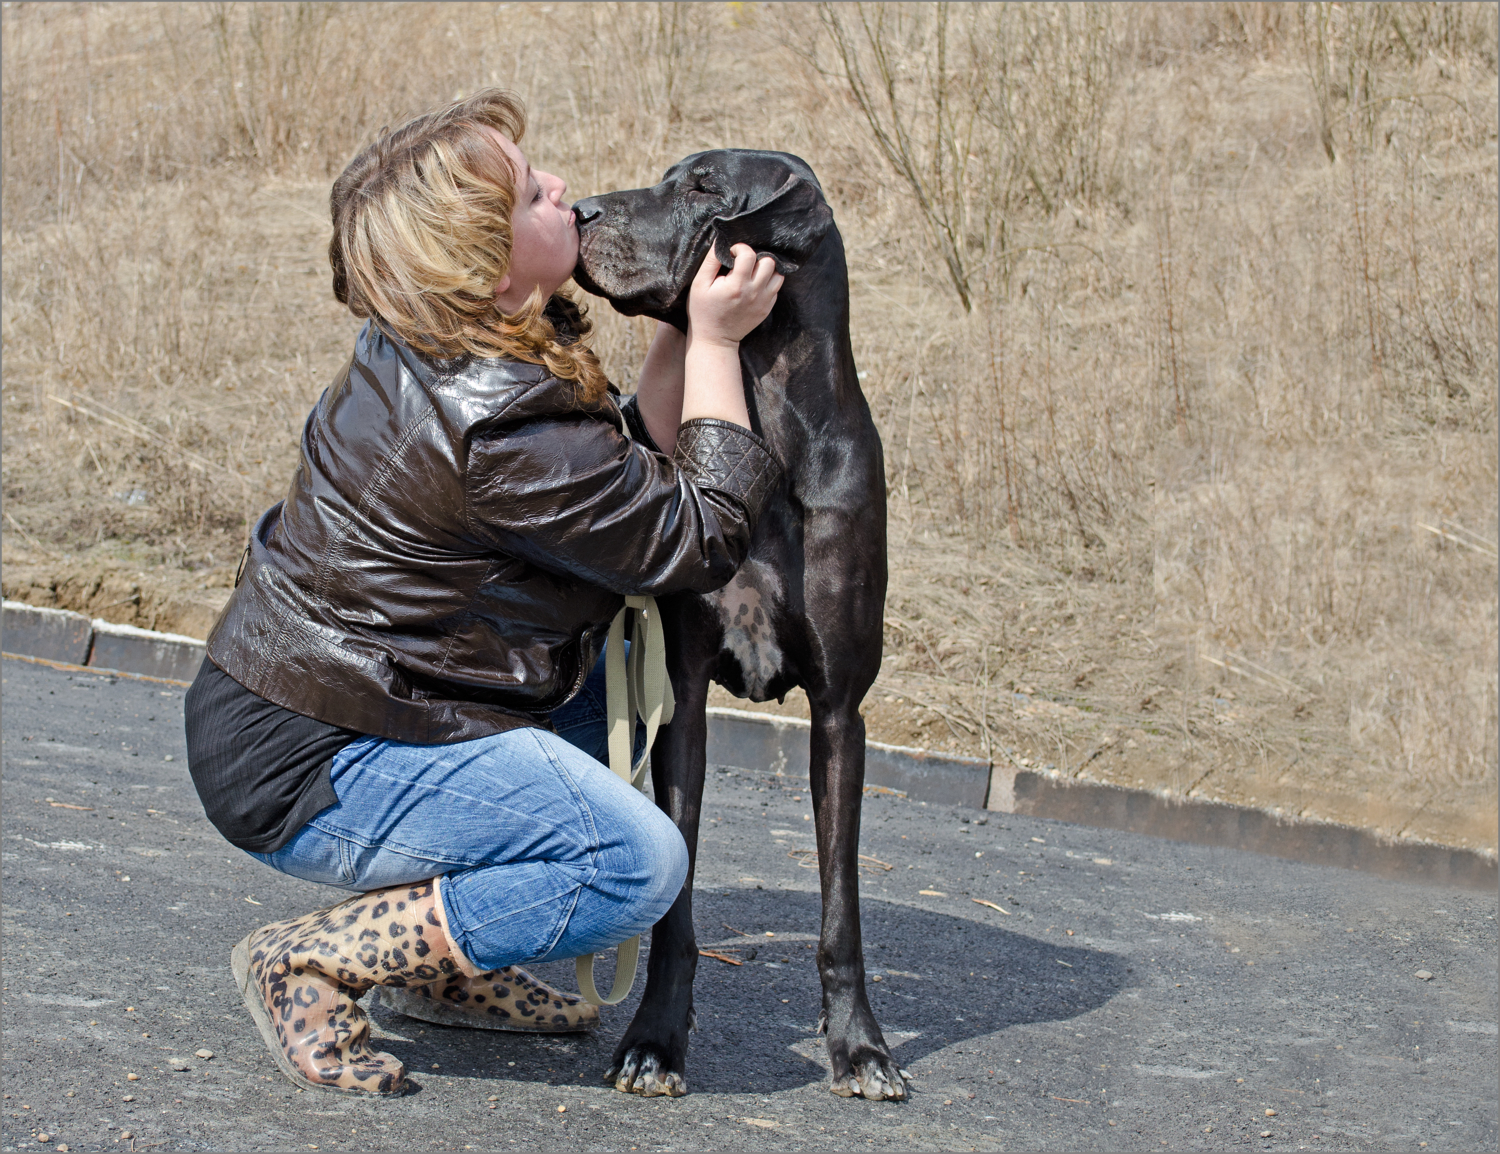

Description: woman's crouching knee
[611,802,689,936]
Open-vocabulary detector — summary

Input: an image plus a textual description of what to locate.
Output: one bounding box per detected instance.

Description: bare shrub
[789,1,1497,802]
[2,2,1495,838]
[795,2,1122,311]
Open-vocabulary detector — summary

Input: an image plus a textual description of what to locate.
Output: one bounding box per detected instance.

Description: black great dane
[573,151,904,1101]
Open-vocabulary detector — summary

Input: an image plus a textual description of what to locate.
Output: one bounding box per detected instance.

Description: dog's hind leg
[604,597,716,1098]
[807,697,908,1101]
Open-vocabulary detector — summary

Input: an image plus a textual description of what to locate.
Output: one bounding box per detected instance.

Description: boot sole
[380,986,599,1033]
[231,934,406,1096]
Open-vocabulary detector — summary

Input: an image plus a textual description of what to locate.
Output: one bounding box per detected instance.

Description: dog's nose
[573,197,605,227]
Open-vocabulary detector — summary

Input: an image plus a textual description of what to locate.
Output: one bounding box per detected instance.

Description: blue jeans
[249,651,686,972]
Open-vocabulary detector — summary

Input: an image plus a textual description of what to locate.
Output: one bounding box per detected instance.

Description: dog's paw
[829,1050,907,1101]
[605,1045,687,1098]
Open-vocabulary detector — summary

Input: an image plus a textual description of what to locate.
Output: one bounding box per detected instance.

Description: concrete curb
[88,618,208,683]
[1,601,94,665]
[706,705,992,807]
[992,764,1497,891]
[4,599,1494,890]
[3,599,205,682]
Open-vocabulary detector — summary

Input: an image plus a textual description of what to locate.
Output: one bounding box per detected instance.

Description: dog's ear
[712,175,833,275]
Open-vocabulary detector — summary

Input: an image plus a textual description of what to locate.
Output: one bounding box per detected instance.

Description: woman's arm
[631,244,782,452]
[467,408,782,597]
[634,323,686,453]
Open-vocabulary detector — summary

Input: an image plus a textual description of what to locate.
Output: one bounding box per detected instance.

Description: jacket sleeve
[465,407,782,596]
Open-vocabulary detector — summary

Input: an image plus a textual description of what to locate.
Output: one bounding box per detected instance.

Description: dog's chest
[707,556,793,702]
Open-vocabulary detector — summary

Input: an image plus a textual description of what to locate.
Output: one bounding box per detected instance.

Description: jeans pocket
[344,842,472,893]
[254,821,358,889]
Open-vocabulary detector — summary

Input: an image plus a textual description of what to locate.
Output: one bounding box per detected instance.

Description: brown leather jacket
[206,320,782,743]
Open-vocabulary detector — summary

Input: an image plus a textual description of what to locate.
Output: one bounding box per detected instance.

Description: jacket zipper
[533,635,592,714]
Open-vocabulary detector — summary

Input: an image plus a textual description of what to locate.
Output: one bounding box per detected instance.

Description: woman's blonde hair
[329,89,607,404]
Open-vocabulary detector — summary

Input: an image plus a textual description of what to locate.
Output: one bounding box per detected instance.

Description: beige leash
[574,594,676,1006]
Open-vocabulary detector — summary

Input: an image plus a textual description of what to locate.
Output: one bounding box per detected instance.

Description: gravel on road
[3,657,1496,1151]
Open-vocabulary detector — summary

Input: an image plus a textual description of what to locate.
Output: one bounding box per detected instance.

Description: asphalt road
[2,656,1496,1152]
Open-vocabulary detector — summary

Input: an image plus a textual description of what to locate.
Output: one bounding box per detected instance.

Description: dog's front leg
[605,608,714,1098]
[809,701,908,1101]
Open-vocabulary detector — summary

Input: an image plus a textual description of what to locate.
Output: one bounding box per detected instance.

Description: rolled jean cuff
[432,875,484,977]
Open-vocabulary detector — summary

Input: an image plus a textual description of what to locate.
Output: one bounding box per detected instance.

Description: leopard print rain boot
[230,879,464,1095]
[380,966,600,1032]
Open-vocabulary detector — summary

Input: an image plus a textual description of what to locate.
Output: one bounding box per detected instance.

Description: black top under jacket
[184,657,356,854]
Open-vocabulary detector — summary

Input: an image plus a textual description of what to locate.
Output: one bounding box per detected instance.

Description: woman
[184,89,784,1096]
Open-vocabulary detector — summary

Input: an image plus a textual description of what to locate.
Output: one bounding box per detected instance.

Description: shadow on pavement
[367,887,1128,1097]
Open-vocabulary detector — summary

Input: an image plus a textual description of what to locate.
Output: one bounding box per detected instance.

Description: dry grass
[3,2,1495,851]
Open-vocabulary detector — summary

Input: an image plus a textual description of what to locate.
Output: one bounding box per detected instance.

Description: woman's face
[489,130,577,313]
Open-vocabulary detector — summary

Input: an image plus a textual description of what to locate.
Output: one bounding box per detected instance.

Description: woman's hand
[686,244,784,347]
[675,245,783,432]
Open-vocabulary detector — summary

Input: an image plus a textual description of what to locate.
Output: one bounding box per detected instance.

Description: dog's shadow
[367,887,1128,1095]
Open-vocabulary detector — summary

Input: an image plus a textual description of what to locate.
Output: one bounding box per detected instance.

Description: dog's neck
[737,226,865,459]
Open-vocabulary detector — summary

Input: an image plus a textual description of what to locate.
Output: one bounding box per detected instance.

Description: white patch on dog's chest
[712,561,786,697]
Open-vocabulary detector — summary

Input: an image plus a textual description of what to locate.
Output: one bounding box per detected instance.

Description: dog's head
[572,150,833,328]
